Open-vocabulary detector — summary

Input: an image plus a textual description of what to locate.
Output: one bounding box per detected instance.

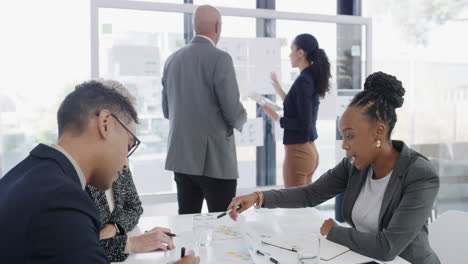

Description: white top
[50,144,86,190]
[196,34,215,46]
[105,189,116,213]
[351,168,392,233]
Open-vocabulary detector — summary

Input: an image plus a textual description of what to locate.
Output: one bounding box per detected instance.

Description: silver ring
[162,242,169,247]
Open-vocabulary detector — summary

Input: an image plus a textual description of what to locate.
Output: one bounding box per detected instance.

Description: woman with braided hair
[229,72,440,264]
[263,33,331,187]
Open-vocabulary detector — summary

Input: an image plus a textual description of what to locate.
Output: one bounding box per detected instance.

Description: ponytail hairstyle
[293,33,331,98]
[349,71,406,139]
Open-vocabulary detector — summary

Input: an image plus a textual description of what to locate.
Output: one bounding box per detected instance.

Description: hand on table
[227,193,261,221]
[130,227,175,252]
[320,218,338,236]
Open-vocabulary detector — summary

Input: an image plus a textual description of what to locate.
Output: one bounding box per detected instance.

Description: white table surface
[117,208,409,264]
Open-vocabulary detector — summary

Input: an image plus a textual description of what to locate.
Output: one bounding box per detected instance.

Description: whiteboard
[218,37,281,95]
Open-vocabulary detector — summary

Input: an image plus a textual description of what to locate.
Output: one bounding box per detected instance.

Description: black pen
[217,204,243,219]
[269,257,279,264]
[165,232,176,237]
[144,230,176,237]
[262,240,297,252]
[256,250,265,256]
[181,247,185,258]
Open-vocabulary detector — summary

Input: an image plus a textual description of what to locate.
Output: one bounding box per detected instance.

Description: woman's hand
[129,229,175,252]
[270,72,281,93]
[320,218,338,236]
[227,193,260,221]
[99,223,117,240]
[262,105,280,121]
[270,72,286,100]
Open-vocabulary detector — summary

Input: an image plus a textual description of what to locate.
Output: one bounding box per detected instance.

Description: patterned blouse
[87,169,143,262]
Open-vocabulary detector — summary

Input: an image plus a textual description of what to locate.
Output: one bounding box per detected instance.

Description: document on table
[262,234,350,261]
[238,211,350,263]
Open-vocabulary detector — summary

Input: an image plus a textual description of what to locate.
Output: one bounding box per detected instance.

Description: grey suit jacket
[162,36,247,180]
[263,140,440,264]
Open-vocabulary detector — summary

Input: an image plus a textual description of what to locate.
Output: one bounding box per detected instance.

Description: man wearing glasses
[0,80,198,264]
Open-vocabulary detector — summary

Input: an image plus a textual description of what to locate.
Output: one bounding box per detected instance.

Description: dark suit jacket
[87,169,143,262]
[0,144,108,264]
[280,66,320,145]
[263,141,440,264]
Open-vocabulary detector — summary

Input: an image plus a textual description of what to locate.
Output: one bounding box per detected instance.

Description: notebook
[262,234,350,261]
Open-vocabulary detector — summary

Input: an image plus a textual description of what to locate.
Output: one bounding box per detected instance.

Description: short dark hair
[349,71,406,139]
[57,80,139,137]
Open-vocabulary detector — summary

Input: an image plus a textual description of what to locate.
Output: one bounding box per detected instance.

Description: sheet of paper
[248,92,282,111]
[235,118,264,147]
[109,45,160,76]
[218,37,281,95]
[238,210,349,263]
[263,234,350,261]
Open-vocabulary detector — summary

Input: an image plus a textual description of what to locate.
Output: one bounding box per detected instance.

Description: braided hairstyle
[293,34,331,98]
[349,72,406,139]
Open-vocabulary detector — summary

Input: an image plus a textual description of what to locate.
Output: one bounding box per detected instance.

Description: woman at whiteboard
[262,33,331,187]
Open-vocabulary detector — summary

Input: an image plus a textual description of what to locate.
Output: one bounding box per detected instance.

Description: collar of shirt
[50,144,86,190]
[196,35,216,47]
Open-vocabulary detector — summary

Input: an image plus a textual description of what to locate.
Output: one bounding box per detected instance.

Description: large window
[96,7,262,193]
[1,1,370,201]
[363,0,468,214]
[0,0,90,176]
[276,0,336,15]
[98,8,184,194]
[91,1,370,195]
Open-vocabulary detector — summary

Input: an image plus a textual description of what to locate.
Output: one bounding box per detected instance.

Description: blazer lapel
[342,167,369,227]
[378,141,411,226]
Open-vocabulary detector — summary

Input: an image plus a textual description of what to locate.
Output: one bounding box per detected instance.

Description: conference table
[118,208,409,264]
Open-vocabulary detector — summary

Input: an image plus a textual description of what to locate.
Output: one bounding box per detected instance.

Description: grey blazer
[162,36,247,180]
[263,140,440,264]
[87,169,143,262]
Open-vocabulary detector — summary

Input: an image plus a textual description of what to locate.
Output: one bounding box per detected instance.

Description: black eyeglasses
[96,111,141,157]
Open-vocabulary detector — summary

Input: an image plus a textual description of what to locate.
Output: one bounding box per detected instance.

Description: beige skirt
[283,141,319,188]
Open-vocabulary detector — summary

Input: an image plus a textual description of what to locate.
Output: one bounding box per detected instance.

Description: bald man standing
[162,5,247,214]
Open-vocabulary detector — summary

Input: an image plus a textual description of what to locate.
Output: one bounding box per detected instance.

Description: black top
[280,66,319,144]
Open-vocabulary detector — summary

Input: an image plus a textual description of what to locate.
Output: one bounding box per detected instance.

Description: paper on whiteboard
[109,45,160,76]
[235,118,264,147]
[250,38,281,94]
[218,37,281,95]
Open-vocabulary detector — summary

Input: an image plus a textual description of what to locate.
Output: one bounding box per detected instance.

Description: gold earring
[376,140,381,148]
